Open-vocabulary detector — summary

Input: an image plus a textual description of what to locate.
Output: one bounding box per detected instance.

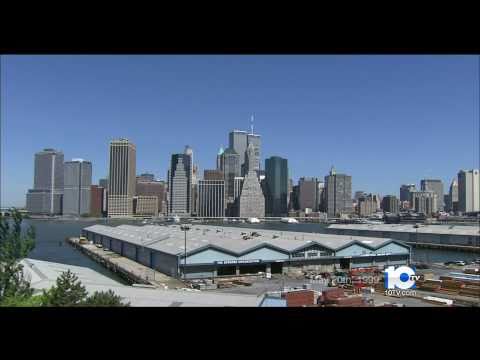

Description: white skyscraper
[458,169,480,213]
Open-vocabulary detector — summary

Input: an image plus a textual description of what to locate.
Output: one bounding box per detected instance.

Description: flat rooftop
[83,224,403,256]
[328,223,480,236]
[21,258,262,307]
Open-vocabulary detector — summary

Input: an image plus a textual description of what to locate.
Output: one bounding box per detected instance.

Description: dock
[66,237,185,289]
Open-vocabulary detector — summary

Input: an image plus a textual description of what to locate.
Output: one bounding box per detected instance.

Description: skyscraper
[324,167,353,218]
[298,177,318,212]
[400,184,416,203]
[381,195,400,214]
[107,139,136,218]
[239,143,265,218]
[26,148,64,214]
[410,191,437,216]
[357,194,376,217]
[421,179,444,212]
[63,159,92,216]
[198,179,225,217]
[216,146,224,171]
[168,150,192,215]
[317,181,326,212]
[446,178,459,213]
[458,169,480,213]
[229,126,261,176]
[265,156,288,216]
[90,185,105,217]
[136,177,166,215]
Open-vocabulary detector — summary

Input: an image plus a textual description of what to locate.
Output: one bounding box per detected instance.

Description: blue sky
[1,55,478,207]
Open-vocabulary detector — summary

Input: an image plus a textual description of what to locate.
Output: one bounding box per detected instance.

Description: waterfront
[21,219,479,273]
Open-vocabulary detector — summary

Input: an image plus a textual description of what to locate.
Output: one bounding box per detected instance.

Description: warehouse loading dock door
[340,258,351,270]
[271,263,283,274]
[217,266,236,276]
[240,264,267,275]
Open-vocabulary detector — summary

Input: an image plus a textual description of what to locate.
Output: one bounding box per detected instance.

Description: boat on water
[246,217,261,224]
[280,217,299,224]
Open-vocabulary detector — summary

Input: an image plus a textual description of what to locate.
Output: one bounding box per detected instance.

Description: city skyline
[2,55,479,207]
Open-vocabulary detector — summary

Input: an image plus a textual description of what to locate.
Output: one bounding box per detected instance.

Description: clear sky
[1,55,478,207]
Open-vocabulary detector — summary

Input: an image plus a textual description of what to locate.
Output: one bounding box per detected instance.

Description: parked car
[454,261,466,266]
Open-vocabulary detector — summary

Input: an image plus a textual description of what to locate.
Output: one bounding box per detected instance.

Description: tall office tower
[229,130,248,175]
[107,139,136,218]
[291,184,300,211]
[136,177,166,215]
[381,195,400,214]
[410,191,437,216]
[26,148,64,214]
[216,146,224,171]
[421,179,444,211]
[191,163,198,216]
[372,194,381,211]
[204,169,224,181]
[198,179,225,217]
[229,125,261,176]
[239,143,265,218]
[354,191,367,202]
[324,166,353,218]
[168,151,192,215]
[221,148,241,216]
[133,196,158,217]
[400,184,416,204]
[316,181,326,212]
[446,178,459,213]
[90,185,104,217]
[136,173,155,182]
[458,169,480,213]
[63,159,92,216]
[99,178,108,188]
[357,194,377,217]
[265,156,288,217]
[298,177,318,212]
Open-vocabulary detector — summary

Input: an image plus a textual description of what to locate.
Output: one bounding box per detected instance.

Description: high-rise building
[458,169,480,213]
[265,156,288,217]
[107,139,136,217]
[411,191,437,216]
[229,130,248,175]
[26,148,64,214]
[204,169,224,181]
[354,191,367,202]
[168,149,192,215]
[421,179,444,212]
[298,177,318,212]
[198,179,225,217]
[400,184,416,204]
[446,178,459,213]
[63,159,92,216]
[239,143,265,218]
[90,185,105,217]
[136,173,155,182]
[324,167,353,218]
[191,162,198,216]
[136,177,166,215]
[381,195,400,214]
[216,146,224,171]
[316,181,326,212]
[229,127,261,176]
[133,196,158,217]
[221,148,241,207]
[99,178,108,188]
[358,194,376,217]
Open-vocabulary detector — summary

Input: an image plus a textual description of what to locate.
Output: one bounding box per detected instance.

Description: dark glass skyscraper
[63,159,92,216]
[265,156,288,216]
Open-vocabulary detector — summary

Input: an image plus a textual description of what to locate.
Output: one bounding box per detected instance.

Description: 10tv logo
[384,265,420,290]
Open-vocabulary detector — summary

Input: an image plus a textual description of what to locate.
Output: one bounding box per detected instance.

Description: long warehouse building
[82,224,411,279]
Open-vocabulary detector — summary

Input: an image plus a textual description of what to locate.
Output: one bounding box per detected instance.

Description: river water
[20,219,478,278]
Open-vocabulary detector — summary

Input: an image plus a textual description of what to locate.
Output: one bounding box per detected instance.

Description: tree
[42,270,88,306]
[84,290,130,307]
[0,209,36,301]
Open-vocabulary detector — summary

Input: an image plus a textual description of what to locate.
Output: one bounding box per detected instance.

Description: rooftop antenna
[250,115,254,135]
